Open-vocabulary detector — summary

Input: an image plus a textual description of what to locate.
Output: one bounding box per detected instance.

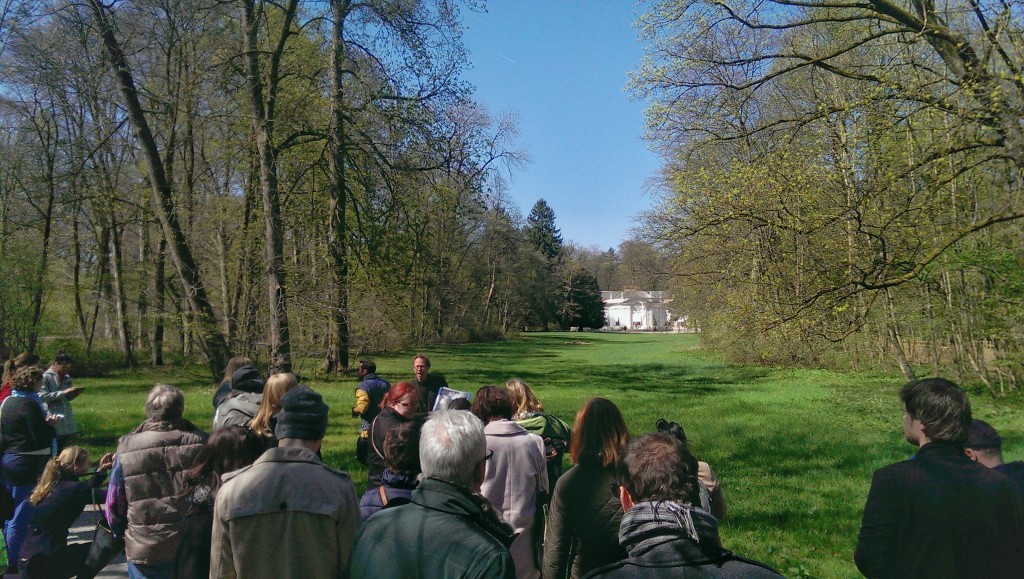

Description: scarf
[10,388,46,413]
[619,500,720,556]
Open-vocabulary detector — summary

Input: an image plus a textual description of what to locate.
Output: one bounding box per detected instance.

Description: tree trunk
[71,199,89,341]
[28,148,56,353]
[107,218,135,366]
[152,236,166,365]
[885,289,915,382]
[240,0,296,373]
[87,0,230,379]
[325,0,350,373]
[137,217,149,350]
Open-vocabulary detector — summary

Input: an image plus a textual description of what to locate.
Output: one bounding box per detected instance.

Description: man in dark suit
[411,353,448,412]
[855,378,1024,578]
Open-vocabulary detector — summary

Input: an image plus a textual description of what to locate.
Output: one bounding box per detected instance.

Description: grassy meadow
[69,332,1024,578]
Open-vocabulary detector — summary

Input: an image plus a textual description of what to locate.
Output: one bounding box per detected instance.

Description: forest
[5,0,1022,394]
[0,0,631,378]
[631,0,1024,394]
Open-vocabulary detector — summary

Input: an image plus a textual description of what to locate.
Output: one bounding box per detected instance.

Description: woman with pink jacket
[472,386,548,579]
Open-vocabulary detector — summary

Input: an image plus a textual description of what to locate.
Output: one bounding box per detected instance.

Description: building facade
[601,291,672,330]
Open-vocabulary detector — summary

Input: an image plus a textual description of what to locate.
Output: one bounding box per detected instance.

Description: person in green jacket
[351,409,516,579]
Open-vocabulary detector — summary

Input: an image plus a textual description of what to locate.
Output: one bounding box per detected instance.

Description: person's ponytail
[29,447,88,505]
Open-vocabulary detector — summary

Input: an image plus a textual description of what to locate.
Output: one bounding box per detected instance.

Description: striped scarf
[618,500,719,555]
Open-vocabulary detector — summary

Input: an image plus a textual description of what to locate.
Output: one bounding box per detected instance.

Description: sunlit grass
[73,332,1024,578]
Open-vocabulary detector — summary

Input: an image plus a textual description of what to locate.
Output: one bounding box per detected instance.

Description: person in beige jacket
[210,385,359,578]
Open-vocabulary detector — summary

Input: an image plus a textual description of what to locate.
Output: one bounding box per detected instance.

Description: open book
[433,386,471,411]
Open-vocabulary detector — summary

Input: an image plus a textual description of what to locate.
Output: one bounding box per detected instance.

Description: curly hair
[11,365,44,392]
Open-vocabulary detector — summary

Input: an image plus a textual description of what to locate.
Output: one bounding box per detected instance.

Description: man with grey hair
[105,384,206,578]
[351,410,515,578]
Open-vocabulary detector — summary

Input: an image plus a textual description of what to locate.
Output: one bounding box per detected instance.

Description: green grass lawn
[70,332,1024,578]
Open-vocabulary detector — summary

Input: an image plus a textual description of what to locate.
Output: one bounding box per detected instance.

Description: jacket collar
[412,478,516,547]
[255,445,321,466]
[483,419,528,436]
[132,417,201,434]
[914,440,967,458]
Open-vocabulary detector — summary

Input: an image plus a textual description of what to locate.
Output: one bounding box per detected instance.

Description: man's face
[413,358,429,382]
[55,363,71,377]
[903,409,924,446]
[357,366,368,379]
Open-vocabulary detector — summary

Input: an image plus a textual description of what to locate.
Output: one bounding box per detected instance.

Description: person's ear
[965,448,980,462]
[619,484,634,511]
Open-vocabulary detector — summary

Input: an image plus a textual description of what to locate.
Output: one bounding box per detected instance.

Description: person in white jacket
[472,386,548,579]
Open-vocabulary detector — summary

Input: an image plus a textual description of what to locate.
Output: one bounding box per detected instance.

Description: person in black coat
[173,426,264,579]
[19,446,113,579]
[855,378,1024,578]
[366,381,420,490]
[1,366,59,572]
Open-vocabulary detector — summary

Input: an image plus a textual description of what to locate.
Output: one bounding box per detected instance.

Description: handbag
[81,506,124,578]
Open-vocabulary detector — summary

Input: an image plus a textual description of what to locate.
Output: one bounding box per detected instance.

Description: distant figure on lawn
[352,359,390,465]
[41,350,81,452]
[211,364,264,429]
[211,356,252,409]
[106,384,207,578]
[855,378,1024,578]
[351,410,516,579]
[211,385,359,578]
[411,354,448,412]
[964,419,1024,497]
[585,432,781,578]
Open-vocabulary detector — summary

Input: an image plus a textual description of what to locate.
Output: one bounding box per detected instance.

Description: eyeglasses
[485,449,494,461]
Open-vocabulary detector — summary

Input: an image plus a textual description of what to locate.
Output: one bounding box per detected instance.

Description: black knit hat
[231,365,264,394]
[275,385,329,441]
[966,419,1002,450]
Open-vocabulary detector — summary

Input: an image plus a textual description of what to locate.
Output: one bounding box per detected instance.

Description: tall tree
[526,198,563,262]
[239,0,300,373]
[86,0,231,379]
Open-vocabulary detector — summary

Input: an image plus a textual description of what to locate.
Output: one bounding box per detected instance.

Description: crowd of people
[0,349,1022,578]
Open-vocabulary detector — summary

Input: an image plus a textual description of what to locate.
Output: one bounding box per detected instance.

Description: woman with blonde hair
[19,446,113,578]
[505,378,572,486]
[543,398,630,579]
[248,372,298,444]
[505,378,544,420]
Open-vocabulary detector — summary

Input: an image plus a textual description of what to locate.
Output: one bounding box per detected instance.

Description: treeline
[0,0,632,377]
[631,0,1024,394]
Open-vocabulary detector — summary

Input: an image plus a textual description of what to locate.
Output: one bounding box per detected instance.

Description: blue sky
[461,1,662,251]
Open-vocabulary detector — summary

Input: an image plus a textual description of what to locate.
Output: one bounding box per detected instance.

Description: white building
[601,290,672,330]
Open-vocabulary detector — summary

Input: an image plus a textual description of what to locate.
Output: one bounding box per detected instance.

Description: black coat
[20,471,106,561]
[366,407,410,490]
[855,440,1024,578]
[0,395,54,454]
[543,464,626,579]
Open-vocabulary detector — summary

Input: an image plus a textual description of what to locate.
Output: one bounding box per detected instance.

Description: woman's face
[392,394,415,419]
